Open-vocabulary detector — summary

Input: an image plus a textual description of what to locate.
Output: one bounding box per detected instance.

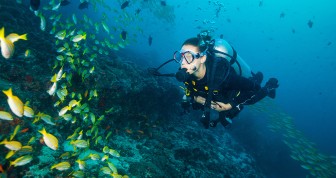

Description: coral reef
[112,116,264,177]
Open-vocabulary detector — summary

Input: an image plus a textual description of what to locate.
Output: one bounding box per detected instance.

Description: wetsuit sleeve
[246,89,267,105]
[238,88,268,105]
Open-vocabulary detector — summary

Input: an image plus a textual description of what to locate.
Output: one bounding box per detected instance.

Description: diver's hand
[263,78,279,99]
[194,96,232,112]
[265,78,279,90]
[194,96,206,105]
[211,101,232,112]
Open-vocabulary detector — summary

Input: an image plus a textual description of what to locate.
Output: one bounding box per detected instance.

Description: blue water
[2,0,335,177]
[126,0,336,176]
[119,0,336,175]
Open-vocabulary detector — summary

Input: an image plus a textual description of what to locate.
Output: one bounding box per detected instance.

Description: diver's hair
[182,37,208,53]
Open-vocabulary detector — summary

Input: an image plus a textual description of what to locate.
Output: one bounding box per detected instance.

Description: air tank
[213,39,252,78]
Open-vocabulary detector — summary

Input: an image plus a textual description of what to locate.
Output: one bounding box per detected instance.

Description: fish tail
[0,27,4,40]
[83,33,87,40]
[38,127,46,135]
[9,161,14,167]
[20,34,28,40]
[2,88,13,97]
[0,138,8,145]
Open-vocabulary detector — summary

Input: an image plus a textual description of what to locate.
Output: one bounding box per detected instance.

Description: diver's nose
[180,59,189,67]
[180,65,188,71]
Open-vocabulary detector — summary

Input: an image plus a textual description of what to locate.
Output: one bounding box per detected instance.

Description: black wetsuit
[184,57,268,127]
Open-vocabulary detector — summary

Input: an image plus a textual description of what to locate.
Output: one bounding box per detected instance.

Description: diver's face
[180,44,206,75]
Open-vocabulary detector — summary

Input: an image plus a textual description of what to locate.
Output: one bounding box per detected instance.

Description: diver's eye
[183,52,194,63]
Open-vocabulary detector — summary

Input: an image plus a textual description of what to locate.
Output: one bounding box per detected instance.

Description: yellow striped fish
[47,77,57,96]
[0,111,13,120]
[24,49,31,58]
[6,33,27,43]
[109,149,120,158]
[0,27,15,59]
[39,127,59,150]
[71,170,84,178]
[10,155,33,167]
[107,162,118,174]
[75,159,86,170]
[2,88,24,117]
[103,146,109,153]
[101,155,109,162]
[5,150,16,159]
[10,125,20,140]
[18,145,33,154]
[51,161,70,171]
[88,153,100,160]
[72,33,86,43]
[70,139,88,148]
[101,167,112,174]
[0,139,22,151]
[59,106,70,116]
[23,105,34,118]
[27,136,36,145]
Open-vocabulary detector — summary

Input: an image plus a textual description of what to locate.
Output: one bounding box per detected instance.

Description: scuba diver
[148,30,279,128]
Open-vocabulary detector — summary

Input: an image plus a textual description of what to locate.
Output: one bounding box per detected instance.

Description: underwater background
[0,0,335,177]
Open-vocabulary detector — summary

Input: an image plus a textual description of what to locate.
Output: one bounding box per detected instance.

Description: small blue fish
[78,1,89,9]
[121,30,127,41]
[258,1,263,7]
[148,35,152,46]
[121,1,129,9]
[307,20,313,28]
[135,9,141,15]
[160,1,166,6]
[60,0,70,6]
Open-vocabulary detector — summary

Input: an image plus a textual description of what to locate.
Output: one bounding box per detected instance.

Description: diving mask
[174,50,205,64]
